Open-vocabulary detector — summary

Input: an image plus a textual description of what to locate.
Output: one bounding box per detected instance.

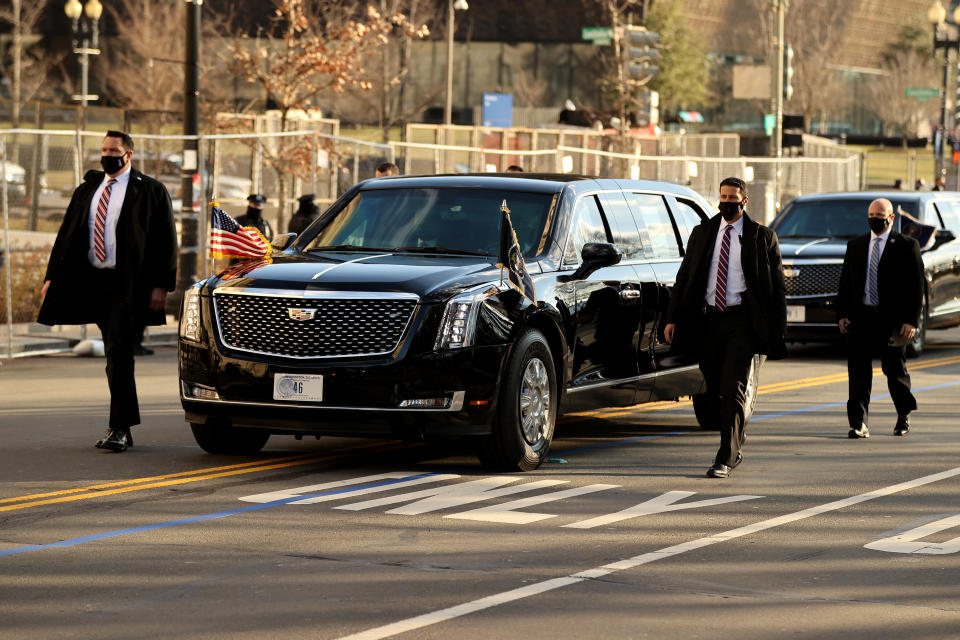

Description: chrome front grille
[783,262,843,297]
[214,291,418,358]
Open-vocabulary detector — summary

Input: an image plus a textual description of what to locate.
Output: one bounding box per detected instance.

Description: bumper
[179,340,510,438]
[785,296,841,343]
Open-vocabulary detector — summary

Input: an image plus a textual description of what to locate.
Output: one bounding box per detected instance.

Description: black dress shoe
[707,463,732,478]
[894,415,910,436]
[133,344,154,356]
[848,424,870,439]
[95,429,128,452]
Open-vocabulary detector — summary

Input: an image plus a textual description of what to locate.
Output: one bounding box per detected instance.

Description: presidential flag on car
[209,203,271,259]
[497,199,536,303]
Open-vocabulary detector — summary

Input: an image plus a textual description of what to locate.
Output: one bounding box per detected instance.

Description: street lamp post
[64,0,103,130]
[928,1,960,180]
[443,0,469,127]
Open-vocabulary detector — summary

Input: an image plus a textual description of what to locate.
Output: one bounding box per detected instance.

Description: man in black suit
[38,131,177,452]
[837,197,924,438]
[664,177,786,478]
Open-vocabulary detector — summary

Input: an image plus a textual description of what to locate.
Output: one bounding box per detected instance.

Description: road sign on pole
[906,87,941,101]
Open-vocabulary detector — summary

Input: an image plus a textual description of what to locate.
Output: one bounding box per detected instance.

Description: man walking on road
[837,198,924,439]
[38,130,177,452]
[664,177,787,478]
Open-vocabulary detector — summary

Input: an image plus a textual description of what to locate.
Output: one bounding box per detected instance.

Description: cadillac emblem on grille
[288,307,316,321]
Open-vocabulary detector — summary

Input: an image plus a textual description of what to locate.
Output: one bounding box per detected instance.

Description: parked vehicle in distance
[770,191,960,357]
[178,174,759,470]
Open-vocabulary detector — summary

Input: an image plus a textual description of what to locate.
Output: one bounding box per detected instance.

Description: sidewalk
[1,316,178,358]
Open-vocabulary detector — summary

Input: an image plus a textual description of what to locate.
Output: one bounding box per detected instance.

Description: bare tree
[0,1,68,122]
[227,0,421,228]
[865,49,939,143]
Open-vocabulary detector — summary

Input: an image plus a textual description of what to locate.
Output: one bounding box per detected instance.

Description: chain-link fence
[1,125,860,359]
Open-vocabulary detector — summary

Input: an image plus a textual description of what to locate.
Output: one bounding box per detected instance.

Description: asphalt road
[1,329,959,640]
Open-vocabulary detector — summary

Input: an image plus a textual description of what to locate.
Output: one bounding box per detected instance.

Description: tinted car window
[624,192,680,259]
[303,188,554,257]
[564,195,610,264]
[597,191,644,260]
[772,198,918,238]
[935,200,960,232]
[673,198,707,240]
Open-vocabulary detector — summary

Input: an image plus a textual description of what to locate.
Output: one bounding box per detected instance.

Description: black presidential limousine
[179,174,760,471]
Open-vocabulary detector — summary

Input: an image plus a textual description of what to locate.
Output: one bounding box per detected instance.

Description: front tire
[692,354,763,429]
[477,330,557,471]
[190,420,270,455]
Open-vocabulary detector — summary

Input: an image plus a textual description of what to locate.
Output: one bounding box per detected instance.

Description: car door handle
[619,289,641,300]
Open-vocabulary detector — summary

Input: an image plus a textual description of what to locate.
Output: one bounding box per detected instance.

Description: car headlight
[435,284,502,350]
[179,285,203,342]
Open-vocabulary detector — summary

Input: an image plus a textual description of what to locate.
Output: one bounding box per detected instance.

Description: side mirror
[931,228,957,250]
[271,232,296,251]
[567,242,623,280]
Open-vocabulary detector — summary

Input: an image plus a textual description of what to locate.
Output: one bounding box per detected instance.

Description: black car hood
[208,252,515,302]
[778,237,851,259]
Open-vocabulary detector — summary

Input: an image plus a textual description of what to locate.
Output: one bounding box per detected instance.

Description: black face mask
[868,216,889,234]
[718,201,743,221]
[100,154,127,175]
[245,206,262,219]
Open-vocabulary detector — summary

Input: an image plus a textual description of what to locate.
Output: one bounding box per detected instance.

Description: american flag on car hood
[209,203,271,259]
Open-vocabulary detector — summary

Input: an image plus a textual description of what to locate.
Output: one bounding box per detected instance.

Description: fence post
[311,130,318,197]
[2,138,13,360]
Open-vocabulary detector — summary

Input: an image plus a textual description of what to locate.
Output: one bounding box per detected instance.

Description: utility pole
[772,0,787,160]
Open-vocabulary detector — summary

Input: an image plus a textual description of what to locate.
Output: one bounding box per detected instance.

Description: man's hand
[40,280,50,300]
[838,318,850,335]
[664,323,676,344]
[899,323,916,340]
[149,288,167,313]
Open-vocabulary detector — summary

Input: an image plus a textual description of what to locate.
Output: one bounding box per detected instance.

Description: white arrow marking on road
[447,484,619,524]
[238,472,460,504]
[337,477,570,514]
[864,514,960,555]
[563,490,763,529]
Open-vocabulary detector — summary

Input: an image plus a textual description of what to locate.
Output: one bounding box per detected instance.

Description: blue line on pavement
[4,379,959,558]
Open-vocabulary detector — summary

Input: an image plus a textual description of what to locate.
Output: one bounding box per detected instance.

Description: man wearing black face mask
[837,198,924,439]
[235,193,274,242]
[664,177,786,478]
[38,130,177,453]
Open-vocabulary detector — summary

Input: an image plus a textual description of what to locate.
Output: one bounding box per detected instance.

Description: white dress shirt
[705,215,746,307]
[88,166,131,268]
[862,224,891,306]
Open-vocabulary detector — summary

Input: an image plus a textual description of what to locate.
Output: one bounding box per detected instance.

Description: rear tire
[190,420,270,455]
[477,330,556,471]
[692,354,762,429]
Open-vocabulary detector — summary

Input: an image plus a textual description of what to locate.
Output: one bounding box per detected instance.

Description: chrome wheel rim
[519,357,551,444]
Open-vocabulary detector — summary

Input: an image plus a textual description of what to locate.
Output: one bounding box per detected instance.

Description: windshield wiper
[308,244,393,252]
[393,246,494,257]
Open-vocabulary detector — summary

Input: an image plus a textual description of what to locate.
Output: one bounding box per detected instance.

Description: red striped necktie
[93,178,116,264]
[715,225,733,311]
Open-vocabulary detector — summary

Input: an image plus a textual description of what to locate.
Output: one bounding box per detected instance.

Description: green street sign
[905,87,941,101]
[764,113,776,135]
[582,27,614,41]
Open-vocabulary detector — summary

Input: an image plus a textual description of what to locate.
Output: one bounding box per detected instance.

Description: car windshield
[302,187,556,258]
[771,198,918,238]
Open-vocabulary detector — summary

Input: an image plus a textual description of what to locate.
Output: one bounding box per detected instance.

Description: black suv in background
[179,174,760,471]
[770,191,960,356]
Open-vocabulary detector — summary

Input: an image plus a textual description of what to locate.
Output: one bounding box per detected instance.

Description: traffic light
[783,44,794,101]
[624,26,660,82]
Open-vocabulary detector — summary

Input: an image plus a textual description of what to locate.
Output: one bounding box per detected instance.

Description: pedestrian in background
[837,198,924,438]
[38,130,177,452]
[375,162,399,177]
[288,194,320,235]
[664,176,787,478]
[235,193,274,242]
[933,175,947,191]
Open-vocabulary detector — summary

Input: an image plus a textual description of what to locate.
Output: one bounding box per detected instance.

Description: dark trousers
[698,306,756,467]
[846,307,916,428]
[90,268,140,430]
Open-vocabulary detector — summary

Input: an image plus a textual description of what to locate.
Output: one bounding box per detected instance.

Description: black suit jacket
[836,230,924,331]
[38,168,177,327]
[666,212,787,359]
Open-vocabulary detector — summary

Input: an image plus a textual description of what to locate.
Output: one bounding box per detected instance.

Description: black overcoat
[836,230,924,332]
[37,168,177,327]
[665,212,787,359]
